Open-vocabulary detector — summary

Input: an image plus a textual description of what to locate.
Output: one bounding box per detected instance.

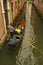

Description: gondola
[7,20,25,47]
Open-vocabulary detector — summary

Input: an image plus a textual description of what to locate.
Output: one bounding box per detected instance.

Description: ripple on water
[16,38,37,65]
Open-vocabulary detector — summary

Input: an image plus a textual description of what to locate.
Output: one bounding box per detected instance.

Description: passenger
[18,24,24,34]
[18,25,21,28]
[21,26,24,34]
[15,28,21,34]
[7,23,15,37]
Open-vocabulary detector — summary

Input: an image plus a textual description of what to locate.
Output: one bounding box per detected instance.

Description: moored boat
[7,20,25,47]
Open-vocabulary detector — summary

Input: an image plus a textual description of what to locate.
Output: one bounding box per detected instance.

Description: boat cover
[7,35,17,45]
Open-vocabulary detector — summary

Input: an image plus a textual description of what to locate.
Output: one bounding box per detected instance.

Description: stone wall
[9,0,26,23]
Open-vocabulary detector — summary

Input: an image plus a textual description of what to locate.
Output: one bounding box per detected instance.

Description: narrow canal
[0,2,43,65]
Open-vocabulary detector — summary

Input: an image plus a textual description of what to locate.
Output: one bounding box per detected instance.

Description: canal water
[0,2,43,65]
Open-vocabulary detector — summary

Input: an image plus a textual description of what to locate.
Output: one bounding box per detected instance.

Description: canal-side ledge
[26,1,32,21]
[32,3,43,21]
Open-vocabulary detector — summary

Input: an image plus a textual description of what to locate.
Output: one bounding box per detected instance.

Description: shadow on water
[0,40,22,65]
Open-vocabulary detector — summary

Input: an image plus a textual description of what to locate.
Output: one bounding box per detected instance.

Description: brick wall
[13,0,25,21]
[13,0,18,20]
[7,0,25,23]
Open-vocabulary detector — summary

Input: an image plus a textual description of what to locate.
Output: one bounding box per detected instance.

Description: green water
[0,2,43,65]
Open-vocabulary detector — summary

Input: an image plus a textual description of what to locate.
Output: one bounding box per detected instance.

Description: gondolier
[7,24,15,37]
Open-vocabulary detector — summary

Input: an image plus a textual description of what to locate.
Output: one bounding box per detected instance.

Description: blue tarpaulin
[7,35,17,45]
